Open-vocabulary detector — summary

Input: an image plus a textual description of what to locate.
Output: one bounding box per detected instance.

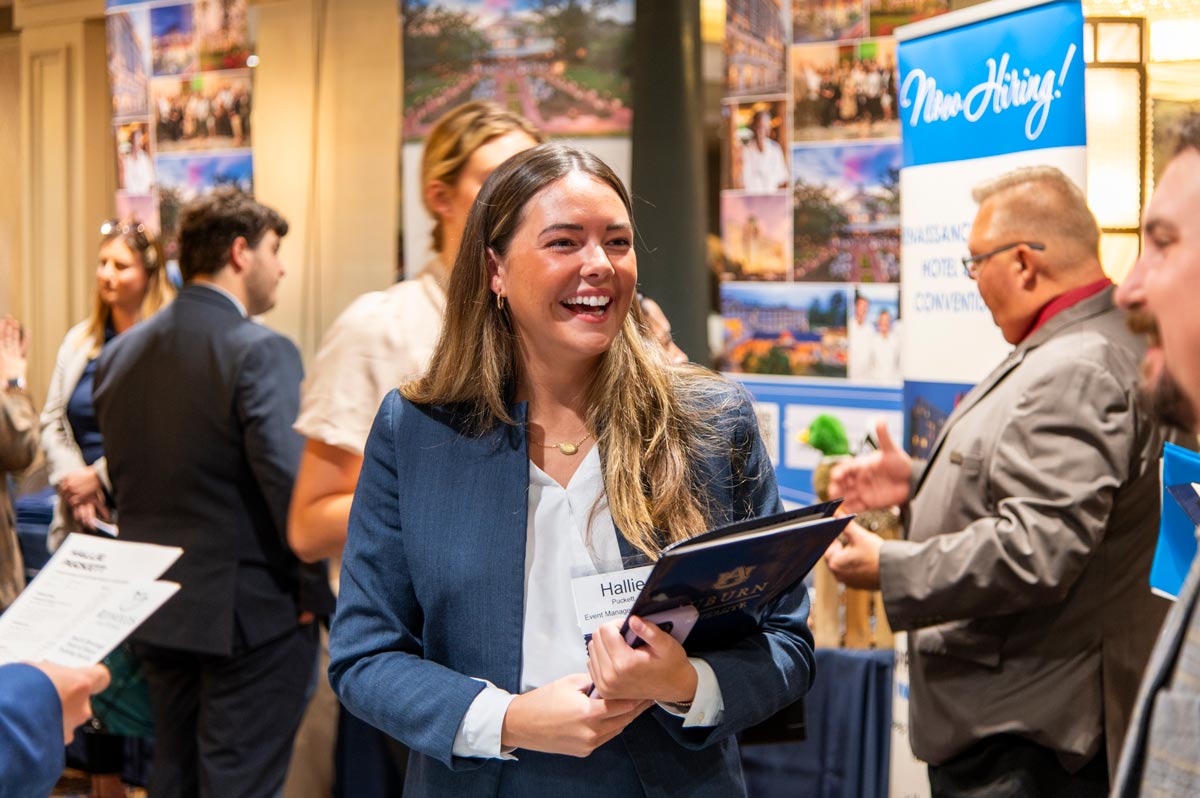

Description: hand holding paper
[0,534,181,668]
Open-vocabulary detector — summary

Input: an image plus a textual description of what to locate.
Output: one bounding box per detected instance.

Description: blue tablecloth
[742,648,894,798]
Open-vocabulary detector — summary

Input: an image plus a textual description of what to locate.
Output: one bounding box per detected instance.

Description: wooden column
[13,0,111,403]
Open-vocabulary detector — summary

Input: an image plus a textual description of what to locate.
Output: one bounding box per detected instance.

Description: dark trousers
[135,622,318,798]
[333,709,409,797]
[928,735,1108,798]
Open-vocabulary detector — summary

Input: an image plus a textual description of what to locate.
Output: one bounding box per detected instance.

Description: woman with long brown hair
[328,143,814,796]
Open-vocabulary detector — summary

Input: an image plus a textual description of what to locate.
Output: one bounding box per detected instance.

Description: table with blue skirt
[743,648,895,798]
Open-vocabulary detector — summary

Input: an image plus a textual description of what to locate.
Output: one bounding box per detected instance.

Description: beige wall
[3,0,401,401]
[12,0,111,404]
[253,0,401,360]
[0,35,20,320]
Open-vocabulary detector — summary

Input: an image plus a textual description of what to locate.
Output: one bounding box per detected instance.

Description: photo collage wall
[720,0,948,503]
[106,0,254,263]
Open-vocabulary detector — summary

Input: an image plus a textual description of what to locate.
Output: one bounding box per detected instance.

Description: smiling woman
[327,143,816,797]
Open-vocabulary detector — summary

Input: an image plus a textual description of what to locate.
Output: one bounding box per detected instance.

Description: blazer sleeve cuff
[451,680,518,760]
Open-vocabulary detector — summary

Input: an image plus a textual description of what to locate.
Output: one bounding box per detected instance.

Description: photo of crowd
[721,194,793,281]
[724,99,790,192]
[115,121,155,194]
[719,283,849,378]
[152,72,252,152]
[793,0,867,44]
[792,140,900,283]
[791,39,899,142]
[402,0,634,138]
[151,4,197,77]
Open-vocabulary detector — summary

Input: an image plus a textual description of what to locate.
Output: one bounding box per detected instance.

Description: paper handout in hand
[0,533,182,667]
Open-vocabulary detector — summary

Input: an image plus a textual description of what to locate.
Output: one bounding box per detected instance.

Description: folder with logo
[619,500,851,652]
[1150,442,1200,600]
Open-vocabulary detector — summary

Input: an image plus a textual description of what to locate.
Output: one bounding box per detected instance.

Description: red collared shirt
[1020,278,1112,343]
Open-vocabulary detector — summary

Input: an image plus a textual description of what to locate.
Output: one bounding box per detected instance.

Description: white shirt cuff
[451,680,519,759]
[656,657,724,727]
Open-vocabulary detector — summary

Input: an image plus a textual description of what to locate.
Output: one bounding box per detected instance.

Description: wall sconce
[1084,17,1146,281]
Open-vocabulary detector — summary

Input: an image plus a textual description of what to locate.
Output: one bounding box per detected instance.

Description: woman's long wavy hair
[83,219,174,357]
[402,143,740,558]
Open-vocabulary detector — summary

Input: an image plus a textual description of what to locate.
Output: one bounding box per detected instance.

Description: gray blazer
[879,286,1176,774]
[0,387,39,609]
[39,321,111,550]
[1111,527,1200,797]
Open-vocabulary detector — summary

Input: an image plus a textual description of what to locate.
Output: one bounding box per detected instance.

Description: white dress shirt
[451,447,725,759]
[740,137,789,192]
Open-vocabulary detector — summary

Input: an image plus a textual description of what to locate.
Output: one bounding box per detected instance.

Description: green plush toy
[802,414,850,500]
[801,414,851,457]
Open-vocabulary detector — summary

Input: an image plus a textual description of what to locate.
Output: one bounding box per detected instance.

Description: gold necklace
[533,432,592,456]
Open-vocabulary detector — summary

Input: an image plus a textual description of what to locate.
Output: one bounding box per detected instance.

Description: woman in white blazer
[41,219,173,550]
[39,219,172,797]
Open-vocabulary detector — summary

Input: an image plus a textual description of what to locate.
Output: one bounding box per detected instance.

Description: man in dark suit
[1112,115,1200,798]
[94,188,331,798]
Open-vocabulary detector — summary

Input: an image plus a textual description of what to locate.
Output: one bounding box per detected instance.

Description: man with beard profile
[1111,114,1200,798]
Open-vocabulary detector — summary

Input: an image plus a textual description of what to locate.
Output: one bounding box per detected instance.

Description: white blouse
[451,447,725,759]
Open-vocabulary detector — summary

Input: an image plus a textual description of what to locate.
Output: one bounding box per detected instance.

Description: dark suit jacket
[94,284,330,656]
[328,386,815,797]
[0,663,64,798]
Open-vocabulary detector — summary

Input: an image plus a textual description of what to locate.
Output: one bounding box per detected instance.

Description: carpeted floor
[51,770,146,798]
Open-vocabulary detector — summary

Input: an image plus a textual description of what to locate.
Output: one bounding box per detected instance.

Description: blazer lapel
[914,349,1026,495]
[914,287,1119,496]
[483,403,533,693]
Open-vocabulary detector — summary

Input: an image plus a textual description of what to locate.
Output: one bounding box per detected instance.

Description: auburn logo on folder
[714,566,757,591]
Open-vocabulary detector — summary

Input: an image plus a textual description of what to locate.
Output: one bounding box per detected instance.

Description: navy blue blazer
[329,386,815,797]
[0,664,64,798]
[94,285,332,655]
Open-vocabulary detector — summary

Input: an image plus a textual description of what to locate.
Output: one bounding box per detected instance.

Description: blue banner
[898,0,1086,168]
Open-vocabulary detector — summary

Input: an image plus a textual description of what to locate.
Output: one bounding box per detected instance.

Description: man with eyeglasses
[825,165,1182,797]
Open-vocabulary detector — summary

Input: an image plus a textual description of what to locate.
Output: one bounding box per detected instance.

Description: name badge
[571,565,654,641]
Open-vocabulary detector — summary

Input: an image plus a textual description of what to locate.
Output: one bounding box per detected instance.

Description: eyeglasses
[961,241,1045,279]
[100,219,150,247]
[100,219,158,268]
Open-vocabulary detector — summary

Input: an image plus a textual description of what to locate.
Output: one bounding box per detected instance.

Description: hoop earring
[496,293,505,311]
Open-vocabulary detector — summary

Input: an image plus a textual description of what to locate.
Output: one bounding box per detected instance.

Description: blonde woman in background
[41,220,173,548]
[39,219,172,798]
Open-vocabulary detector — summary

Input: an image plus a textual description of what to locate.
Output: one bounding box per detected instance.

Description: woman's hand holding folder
[586,616,698,705]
